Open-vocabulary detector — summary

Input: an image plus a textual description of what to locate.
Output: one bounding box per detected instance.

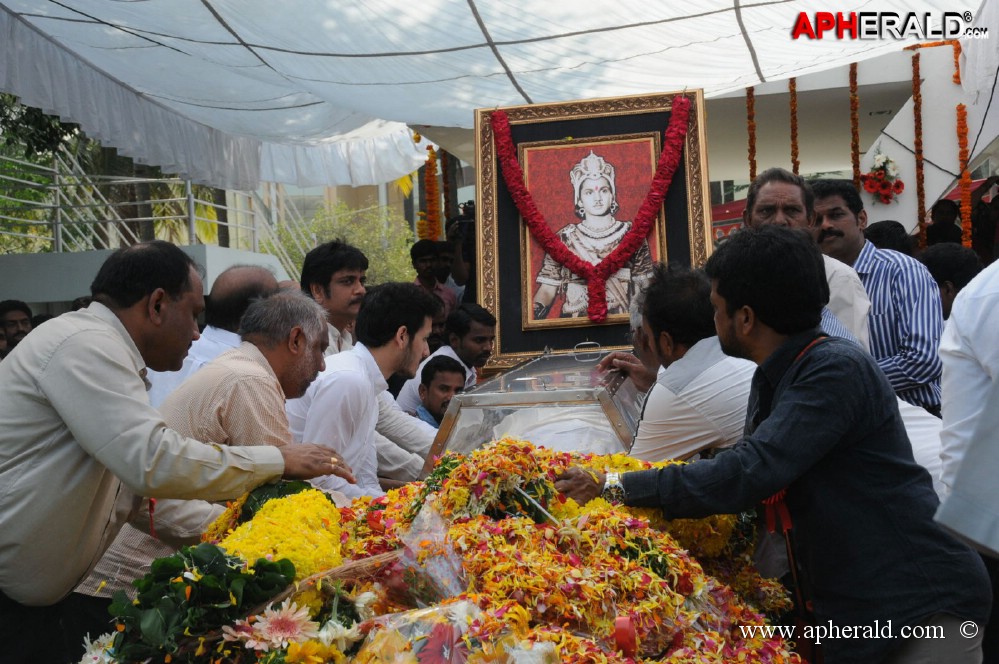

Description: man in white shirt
[288,282,438,498]
[396,303,496,413]
[147,264,279,407]
[624,264,756,461]
[936,259,999,664]
[0,242,342,662]
[938,259,999,492]
[295,240,437,480]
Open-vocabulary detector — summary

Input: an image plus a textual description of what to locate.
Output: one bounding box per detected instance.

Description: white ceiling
[0,0,991,188]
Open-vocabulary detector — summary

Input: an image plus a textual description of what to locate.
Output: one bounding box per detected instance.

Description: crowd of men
[1,172,997,663]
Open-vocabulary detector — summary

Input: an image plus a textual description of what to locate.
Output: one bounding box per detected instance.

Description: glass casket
[422,349,642,475]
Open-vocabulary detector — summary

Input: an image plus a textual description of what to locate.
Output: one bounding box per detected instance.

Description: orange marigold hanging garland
[850,64,860,189]
[440,149,453,223]
[746,87,757,181]
[419,146,442,240]
[789,78,799,175]
[957,104,972,247]
[913,52,927,248]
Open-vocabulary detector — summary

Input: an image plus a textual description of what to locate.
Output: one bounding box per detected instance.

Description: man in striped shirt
[812,179,943,415]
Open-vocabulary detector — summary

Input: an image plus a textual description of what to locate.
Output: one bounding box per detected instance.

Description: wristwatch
[601,471,626,503]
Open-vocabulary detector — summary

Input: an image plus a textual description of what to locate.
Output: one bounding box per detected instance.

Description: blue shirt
[623,331,990,663]
[851,240,943,408]
[414,404,440,429]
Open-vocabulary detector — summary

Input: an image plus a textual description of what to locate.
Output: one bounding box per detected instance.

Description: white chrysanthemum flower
[354,590,379,621]
[78,633,116,664]
[253,599,319,649]
[317,617,364,651]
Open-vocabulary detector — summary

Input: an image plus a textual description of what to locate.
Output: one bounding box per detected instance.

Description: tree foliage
[0,94,79,157]
[264,201,416,284]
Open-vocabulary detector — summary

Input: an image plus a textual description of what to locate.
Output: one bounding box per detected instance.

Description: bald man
[147,265,279,407]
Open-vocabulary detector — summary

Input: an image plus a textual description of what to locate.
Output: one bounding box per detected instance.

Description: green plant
[109,543,295,662]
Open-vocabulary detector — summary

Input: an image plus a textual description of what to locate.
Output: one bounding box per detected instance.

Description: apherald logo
[791,11,988,40]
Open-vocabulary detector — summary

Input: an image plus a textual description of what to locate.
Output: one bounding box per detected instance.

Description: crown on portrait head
[570,151,616,202]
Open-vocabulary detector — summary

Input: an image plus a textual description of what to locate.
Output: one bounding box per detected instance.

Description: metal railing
[0,149,314,278]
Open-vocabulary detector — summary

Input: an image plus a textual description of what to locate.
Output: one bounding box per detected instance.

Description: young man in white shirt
[297,239,437,481]
[287,282,439,498]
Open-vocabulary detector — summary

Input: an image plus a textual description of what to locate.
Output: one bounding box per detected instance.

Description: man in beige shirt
[76,289,342,616]
[0,242,346,662]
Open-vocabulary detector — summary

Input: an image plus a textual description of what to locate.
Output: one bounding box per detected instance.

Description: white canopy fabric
[0,0,989,189]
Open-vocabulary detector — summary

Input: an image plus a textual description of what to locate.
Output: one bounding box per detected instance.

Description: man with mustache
[0,300,32,351]
[0,242,342,662]
[295,240,437,482]
[812,179,943,416]
[395,303,496,415]
[70,289,350,649]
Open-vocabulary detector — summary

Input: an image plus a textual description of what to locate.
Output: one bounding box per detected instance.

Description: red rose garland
[490,95,691,322]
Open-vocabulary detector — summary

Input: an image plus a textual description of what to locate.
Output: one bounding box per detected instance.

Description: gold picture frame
[475,89,712,371]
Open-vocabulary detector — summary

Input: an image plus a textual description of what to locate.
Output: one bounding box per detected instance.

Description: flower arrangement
[86,438,799,663]
[860,152,905,204]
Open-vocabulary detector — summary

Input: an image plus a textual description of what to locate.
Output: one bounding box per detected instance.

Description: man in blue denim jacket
[557,226,990,664]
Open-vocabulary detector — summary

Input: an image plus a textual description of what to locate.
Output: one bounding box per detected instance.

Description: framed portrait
[475,90,712,370]
[520,136,665,329]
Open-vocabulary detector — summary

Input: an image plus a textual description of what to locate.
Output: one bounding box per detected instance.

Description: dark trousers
[982,553,999,664]
[0,590,114,663]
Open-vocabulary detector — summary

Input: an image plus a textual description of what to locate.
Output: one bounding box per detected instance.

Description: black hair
[810,179,864,215]
[745,167,814,218]
[641,264,716,347]
[420,354,467,387]
[70,296,92,311]
[355,282,440,348]
[931,199,960,221]
[864,220,915,256]
[704,225,826,335]
[918,243,984,291]
[90,241,199,308]
[0,299,32,320]
[410,239,439,262]
[30,313,54,327]
[445,303,497,339]
[300,240,368,298]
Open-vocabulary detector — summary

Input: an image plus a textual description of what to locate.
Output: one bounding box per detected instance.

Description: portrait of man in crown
[525,143,660,326]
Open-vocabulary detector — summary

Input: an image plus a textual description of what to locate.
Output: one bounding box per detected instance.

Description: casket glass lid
[422,350,641,475]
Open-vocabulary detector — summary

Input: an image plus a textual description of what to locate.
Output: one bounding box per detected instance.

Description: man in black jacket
[556,226,990,664]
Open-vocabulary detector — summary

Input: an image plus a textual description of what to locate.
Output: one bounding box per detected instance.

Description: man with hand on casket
[555,225,989,664]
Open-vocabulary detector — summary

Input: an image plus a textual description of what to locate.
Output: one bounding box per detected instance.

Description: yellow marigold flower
[220,490,342,580]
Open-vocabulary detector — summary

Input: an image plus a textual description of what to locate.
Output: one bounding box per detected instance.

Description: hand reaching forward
[279,444,356,484]
[597,351,657,393]
[553,466,604,505]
